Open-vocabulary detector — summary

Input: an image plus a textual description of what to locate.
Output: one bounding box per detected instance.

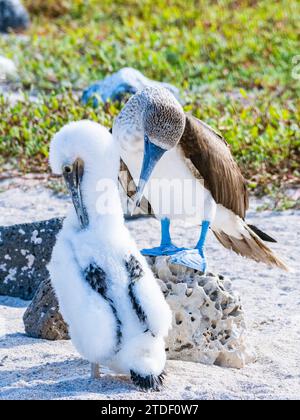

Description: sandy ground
[0,180,300,400]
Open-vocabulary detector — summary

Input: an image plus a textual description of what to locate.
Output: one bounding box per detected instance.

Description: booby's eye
[63,165,73,174]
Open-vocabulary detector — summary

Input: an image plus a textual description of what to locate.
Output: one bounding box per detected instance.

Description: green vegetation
[0,0,299,187]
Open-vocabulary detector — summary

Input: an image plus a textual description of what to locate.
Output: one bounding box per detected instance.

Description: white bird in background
[48,120,172,391]
[113,86,288,273]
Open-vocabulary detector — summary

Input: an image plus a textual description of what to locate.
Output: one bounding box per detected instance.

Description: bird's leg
[91,363,100,379]
[170,221,210,273]
[170,194,215,272]
[141,218,186,256]
[160,217,174,248]
[194,220,210,270]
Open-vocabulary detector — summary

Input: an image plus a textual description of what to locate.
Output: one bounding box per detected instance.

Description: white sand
[0,181,300,400]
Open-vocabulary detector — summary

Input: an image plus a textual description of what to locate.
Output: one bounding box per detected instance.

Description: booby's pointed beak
[63,158,89,229]
[132,135,166,212]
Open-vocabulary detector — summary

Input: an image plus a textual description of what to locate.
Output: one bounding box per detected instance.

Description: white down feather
[48,120,172,377]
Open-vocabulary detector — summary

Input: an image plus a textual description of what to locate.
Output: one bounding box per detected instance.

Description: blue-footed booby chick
[113,87,288,272]
[48,120,172,391]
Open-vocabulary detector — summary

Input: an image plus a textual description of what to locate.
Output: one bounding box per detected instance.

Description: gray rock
[0,55,18,82]
[0,213,142,300]
[0,0,30,33]
[23,276,69,340]
[81,67,181,107]
[0,218,63,300]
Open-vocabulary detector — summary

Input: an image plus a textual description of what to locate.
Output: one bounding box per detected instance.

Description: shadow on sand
[0,358,138,400]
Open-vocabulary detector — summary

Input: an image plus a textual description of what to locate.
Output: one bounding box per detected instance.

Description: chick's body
[48,121,172,389]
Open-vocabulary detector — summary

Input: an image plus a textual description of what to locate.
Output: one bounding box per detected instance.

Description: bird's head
[134,87,186,208]
[49,120,120,228]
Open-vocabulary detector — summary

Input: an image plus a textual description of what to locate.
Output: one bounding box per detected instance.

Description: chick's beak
[63,158,89,229]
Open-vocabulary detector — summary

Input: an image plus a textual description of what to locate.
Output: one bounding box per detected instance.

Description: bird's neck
[76,174,124,231]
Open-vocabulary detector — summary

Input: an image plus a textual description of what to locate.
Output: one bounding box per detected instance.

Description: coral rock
[147,256,255,369]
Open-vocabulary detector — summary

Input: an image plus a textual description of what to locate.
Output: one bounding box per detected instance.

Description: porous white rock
[146,256,255,369]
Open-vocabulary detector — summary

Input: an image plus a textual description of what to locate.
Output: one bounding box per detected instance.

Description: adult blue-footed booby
[113,87,288,272]
[48,120,172,391]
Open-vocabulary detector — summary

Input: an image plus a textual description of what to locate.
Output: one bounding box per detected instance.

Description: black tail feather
[130,370,165,391]
[247,224,277,243]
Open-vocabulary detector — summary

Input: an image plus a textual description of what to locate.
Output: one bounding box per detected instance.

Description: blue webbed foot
[170,249,207,273]
[142,218,187,256]
[141,244,186,257]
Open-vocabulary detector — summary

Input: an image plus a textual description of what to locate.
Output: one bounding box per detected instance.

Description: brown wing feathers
[180,114,249,219]
[213,227,288,271]
[180,114,288,271]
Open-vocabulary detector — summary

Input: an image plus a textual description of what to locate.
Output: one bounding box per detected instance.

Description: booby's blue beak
[133,135,166,211]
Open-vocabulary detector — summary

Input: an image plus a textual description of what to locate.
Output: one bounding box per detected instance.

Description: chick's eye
[63,165,73,174]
